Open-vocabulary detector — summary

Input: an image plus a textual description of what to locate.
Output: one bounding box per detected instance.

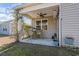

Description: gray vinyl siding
[60,3,79,47]
[0,21,13,35]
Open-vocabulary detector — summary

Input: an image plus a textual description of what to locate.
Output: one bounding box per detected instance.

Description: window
[36,21,41,26]
[36,26,41,30]
[3,28,7,31]
[42,20,47,30]
[36,19,48,30]
[36,21,41,30]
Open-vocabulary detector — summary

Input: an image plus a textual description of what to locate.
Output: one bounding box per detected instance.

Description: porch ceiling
[19,4,59,19]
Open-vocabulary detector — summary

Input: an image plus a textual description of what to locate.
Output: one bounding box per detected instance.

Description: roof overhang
[17,3,60,18]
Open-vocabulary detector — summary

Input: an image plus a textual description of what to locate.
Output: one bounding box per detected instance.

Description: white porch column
[13,10,19,42]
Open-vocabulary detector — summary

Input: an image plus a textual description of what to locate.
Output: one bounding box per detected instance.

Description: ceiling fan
[37,13,47,18]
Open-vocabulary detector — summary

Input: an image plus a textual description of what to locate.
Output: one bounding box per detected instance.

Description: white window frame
[35,18,48,30]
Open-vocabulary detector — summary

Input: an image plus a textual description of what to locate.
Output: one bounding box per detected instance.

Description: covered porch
[16,3,59,46]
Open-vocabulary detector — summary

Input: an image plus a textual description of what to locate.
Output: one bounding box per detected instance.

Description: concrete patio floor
[19,38,59,46]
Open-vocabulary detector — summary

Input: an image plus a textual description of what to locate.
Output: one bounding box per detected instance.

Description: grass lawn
[0,43,14,52]
[0,43,79,56]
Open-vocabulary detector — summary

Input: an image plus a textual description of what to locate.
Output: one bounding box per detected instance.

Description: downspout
[59,4,62,47]
[61,18,62,47]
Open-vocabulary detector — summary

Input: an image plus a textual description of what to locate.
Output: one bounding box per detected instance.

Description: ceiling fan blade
[43,13,47,15]
[37,12,47,18]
